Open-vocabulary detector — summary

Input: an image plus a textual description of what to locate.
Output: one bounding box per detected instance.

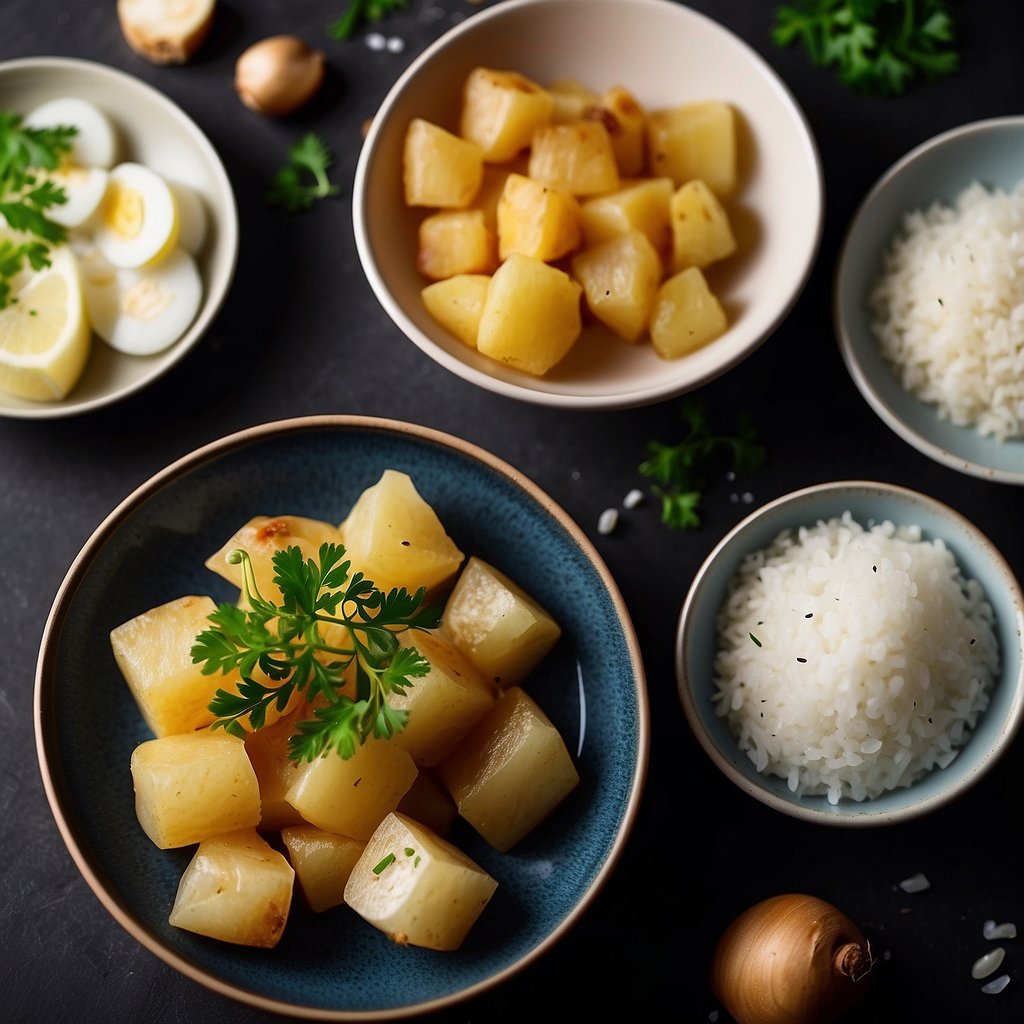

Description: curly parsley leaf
[192,542,440,761]
[328,0,408,41]
[265,132,340,213]
[772,0,959,96]
[639,397,766,530]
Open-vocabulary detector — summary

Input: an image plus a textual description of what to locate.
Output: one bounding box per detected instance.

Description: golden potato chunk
[669,178,737,272]
[527,120,620,197]
[396,770,458,836]
[285,737,418,840]
[476,253,582,376]
[130,732,261,849]
[281,825,366,913]
[596,85,647,177]
[546,77,600,123]
[417,209,497,280]
[496,172,581,262]
[649,265,728,359]
[244,703,309,831]
[459,67,554,162]
[646,100,737,196]
[403,118,483,208]
[340,468,464,597]
[421,274,491,349]
[439,687,580,852]
[389,629,497,767]
[572,230,662,343]
[168,829,293,948]
[441,555,561,687]
[111,594,239,738]
[579,176,673,261]
[344,812,497,950]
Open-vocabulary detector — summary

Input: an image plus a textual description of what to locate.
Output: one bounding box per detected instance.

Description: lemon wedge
[0,241,91,401]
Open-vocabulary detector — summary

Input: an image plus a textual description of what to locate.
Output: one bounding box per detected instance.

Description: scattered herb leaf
[639,397,766,530]
[373,852,397,874]
[265,132,340,213]
[0,112,76,308]
[191,542,440,762]
[750,632,763,648]
[772,0,959,96]
[329,0,408,41]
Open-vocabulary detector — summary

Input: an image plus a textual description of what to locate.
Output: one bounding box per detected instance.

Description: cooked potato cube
[527,120,620,196]
[669,178,737,271]
[403,118,483,208]
[131,732,261,849]
[441,555,561,687]
[390,629,497,766]
[244,703,308,831]
[477,254,582,376]
[340,468,464,597]
[439,687,580,852]
[281,825,366,913]
[474,161,524,231]
[285,737,418,840]
[417,209,496,280]
[459,67,554,162]
[571,230,662,343]
[168,829,293,948]
[649,265,728,359]
[396,770,458,836]
[646,100,737,196]
[596,85,647,177]
[496,172,581,262]
[344,812,497,950]
[546,76,599,123]
[421,274,490,349]
[111,594,241,738]
[579,176,673,261]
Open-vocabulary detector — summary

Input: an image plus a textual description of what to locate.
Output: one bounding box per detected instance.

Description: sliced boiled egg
[166,179,207,255]
[45,164,110,229]
[23,96,119,169]
[78,243,203,356]
[94,162,178,269]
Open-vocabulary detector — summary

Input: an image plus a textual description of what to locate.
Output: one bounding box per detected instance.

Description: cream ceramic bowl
[353,0,823,410]
[0,57,238,419]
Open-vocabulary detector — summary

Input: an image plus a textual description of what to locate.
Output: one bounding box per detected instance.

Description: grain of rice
[713,513,999,803]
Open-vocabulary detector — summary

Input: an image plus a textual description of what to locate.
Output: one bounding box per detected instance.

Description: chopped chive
[749,632,762,647]
[372,852,396,875]
[403,847,415,857]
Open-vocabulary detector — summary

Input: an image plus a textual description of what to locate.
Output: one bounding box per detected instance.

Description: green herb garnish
[191,542,440,762]
[0,112,76,309]
[372,852,397,874]
[750,632,763,648]
[772,0,959,96]
[639,397,766,530]
[265,132,340,213]
[328,0,408,41]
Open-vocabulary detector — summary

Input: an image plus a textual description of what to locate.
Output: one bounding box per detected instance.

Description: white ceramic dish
[835,116,1024,484]
[676,480,1024,827]
[0,56,238,419]
[353,0,823,410]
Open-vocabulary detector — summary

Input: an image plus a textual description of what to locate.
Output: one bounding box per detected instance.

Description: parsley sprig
[772,0,959,96]
[265,133,340,213]
[191,542,440,762]
[639,398,766,530]
[328,0,408,41]
[0,112,76,308]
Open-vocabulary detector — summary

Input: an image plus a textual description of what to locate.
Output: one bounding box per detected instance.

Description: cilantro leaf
[772,0,959,97]
[265,132,340,213]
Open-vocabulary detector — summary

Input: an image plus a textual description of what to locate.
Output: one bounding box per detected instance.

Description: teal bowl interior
[676,480,1024,826]
[834,116,1024,483]
[35,416,648,1017]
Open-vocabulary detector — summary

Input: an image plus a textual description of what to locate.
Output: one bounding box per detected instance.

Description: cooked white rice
[868,179,1024,441]
[713,512,999,804]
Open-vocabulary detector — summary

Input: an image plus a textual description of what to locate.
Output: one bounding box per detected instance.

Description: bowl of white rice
[676,480,1024,826]
[835,116,1024,484]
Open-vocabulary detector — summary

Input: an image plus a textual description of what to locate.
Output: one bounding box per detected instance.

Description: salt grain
[898,872,931,894]
[385,35,405,53]
[623,488,644,509]
[971,946,1005,980]
[365,32,386,50]
[983,920,1018,940]
[981,974,1011,995]
[597,508,619,535]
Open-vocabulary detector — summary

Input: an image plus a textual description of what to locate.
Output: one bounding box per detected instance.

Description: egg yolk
[102,182,145,240]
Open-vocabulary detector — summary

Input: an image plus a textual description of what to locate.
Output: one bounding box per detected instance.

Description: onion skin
[235,36,326,117]
[710,893,872,1024]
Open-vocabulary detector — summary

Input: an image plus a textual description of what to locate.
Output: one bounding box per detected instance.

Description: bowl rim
[0,54,240,421]
[33,413,650,1019]
[352,0,824,411]
[675,478,1024,827]
[833,114,1024,485]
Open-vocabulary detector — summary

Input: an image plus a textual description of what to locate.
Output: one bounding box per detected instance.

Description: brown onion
[235,35,325,117]
[711,893,873,1024]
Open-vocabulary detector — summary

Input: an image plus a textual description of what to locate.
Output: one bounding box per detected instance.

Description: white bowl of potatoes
[34,415,648,1018]
[353,0,823,409]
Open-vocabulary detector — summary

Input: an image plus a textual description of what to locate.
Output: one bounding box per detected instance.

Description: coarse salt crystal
[385,35,405,53]
[597,508,619,535]
[365,32,386,50]
[981,974,1011,995]
[898,872,931,893]
[971,946,1005,980]
[623,488,644,509]
[983,919,1018,940]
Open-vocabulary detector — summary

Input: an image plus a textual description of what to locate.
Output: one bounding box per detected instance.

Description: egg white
[94,162,178,269]
[23,96,119,169]
[46,165,110,229]
[166,179,208,255]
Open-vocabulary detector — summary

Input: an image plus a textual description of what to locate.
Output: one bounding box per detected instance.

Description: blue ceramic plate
[35,415,648,1018]
[676,480,1024,827]
[834,116,1024,484]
